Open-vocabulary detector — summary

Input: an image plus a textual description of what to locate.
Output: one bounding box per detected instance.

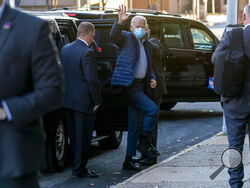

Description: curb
[113,133,222,187]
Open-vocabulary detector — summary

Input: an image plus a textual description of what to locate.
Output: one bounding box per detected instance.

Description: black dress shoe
[72,170,98,178]
[123,160,141,171]
[131,157,143,163]
[147,147,160,159]
[140,157,157,166]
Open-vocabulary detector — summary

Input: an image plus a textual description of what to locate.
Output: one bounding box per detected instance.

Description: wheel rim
[55,120,65,161]
[115,131,122,141]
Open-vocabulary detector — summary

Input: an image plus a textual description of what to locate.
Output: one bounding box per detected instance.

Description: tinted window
[61,33,70,44]
[60,28,74,44]
[94,26,112,46]
[148,20,162,40]
[191,28,213,50]
[56,21,77,44]
[162,23,184,48]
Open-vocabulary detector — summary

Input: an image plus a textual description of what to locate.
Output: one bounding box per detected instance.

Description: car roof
[49,7,182,19]
[49,8,207,25]
[23,11,79,21]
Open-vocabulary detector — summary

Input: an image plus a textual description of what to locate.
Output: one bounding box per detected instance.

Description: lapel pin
[3,21,11,29]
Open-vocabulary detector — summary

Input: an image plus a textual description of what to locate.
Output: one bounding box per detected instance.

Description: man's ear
[89,32,94,39]
[130,25,134,32]
[243,13,247,21]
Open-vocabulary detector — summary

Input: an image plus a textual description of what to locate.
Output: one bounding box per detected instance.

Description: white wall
[105,0,128,9]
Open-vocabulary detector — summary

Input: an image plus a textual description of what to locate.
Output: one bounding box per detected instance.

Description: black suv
[51,8,221,111]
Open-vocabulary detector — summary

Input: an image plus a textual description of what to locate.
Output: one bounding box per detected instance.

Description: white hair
[131,16,147,27]
[244,4,250,18]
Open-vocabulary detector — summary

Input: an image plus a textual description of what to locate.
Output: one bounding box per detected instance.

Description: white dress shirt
[77,38,89,47]
[135,39,148,79]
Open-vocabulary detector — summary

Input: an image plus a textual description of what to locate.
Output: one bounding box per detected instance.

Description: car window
[57,24,76,44]
[94,26,112,46]
[190,28,213,50]
[61,33,69,44]
[60,29,72,44]
[148,20,161,40]
[162,23,184,48]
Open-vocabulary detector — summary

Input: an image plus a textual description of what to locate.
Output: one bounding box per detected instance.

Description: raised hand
[117,5,130,24]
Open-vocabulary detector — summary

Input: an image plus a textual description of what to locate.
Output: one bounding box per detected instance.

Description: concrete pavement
[113,134,250,188]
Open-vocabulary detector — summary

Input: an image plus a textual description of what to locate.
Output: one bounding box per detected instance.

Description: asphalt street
[40,102,223,188]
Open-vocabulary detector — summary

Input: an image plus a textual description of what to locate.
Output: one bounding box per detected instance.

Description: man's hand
[93,104,100,112]
[150,79,157,89]
[117,5,130,25]
[0,107,7,120]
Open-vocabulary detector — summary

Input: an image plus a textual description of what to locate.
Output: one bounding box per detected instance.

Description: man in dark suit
[60,22,101,178]
[0,1,64,187]
[149,36,167,147]
[136,27,167,166]
[110,5,159,171]
[212,4,250,188]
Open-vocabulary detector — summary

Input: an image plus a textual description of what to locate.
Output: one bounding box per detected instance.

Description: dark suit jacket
[212,26,250,104]
[149,38,167,102]
[0,5,64,177]
[60,39,101,113]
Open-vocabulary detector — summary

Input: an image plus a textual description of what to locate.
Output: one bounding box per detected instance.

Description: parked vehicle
[51,8,221,110]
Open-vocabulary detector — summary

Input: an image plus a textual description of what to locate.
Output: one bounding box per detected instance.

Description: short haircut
[244,4,250,18]
[77,22,95,37]
[131,16,147,27]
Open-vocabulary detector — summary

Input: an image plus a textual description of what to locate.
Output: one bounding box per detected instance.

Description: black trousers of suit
[65,109,95,176]
[0,172,39,188]
[151,95,162,148]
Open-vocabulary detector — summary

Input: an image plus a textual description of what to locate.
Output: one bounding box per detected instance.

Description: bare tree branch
[102,0,108,7]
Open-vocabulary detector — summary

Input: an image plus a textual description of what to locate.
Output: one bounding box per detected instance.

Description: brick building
[18,0,227,14]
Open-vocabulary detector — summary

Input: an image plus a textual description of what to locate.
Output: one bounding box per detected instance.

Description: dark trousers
[0,172,39,188]
[224,98,250,188]
[125,82,158,157]
[65,109,95,176]
[151,95,162,148]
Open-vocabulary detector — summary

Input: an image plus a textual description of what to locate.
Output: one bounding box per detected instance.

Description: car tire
[47,119,68,172]
[160,102,177,110]
[97,131,123,149]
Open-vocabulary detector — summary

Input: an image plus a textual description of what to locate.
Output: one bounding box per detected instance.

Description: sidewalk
[113,134,250,188]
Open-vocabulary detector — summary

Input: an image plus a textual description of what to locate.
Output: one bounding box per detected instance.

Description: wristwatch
[0,108,7,120]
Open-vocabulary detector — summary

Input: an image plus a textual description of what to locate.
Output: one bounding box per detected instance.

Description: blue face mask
[134,27,146,39]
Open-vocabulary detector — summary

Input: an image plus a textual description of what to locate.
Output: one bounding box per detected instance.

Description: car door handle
[201,51,211,54]
[166,55,176,59]
[196,56,210,64]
